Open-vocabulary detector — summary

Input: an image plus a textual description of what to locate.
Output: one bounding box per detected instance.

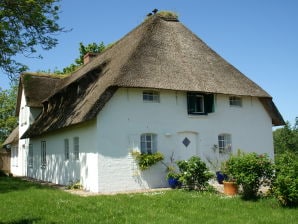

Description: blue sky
[1,0,297,125]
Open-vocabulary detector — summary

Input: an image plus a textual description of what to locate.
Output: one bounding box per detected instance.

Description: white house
[3,13,284,193]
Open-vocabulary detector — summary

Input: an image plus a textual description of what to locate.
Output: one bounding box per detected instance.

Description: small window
[218,134,232,154]
[64,139,69,161]
[41,141,46,167]
[73,137,79,160]
[28,144,33,167]
[143,91,160,102]
[229,96,242,107]
[187,93,204,114]
[20,107,27,126]
[140,133,157,154]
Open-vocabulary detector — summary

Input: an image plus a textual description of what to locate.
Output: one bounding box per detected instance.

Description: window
[187,93,204,114]
[73,137,79,160]
[140,133,157,154]
[64,139,69,161]
[20,106,28,126]
[187,92,214,115]
[229,96,242,107]
[143,91,160,102]
[28,144,33,168]
[41,141,46,167]
[218,134,232,154]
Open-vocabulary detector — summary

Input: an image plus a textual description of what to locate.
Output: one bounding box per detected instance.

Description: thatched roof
[16,73,64,116]
[22,15,284,138]
[2,127,19,147]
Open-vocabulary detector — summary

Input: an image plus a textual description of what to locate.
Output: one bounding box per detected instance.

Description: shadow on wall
[27,153,81,186]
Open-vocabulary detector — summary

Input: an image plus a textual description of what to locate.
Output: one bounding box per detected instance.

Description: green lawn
[0,177,297,224]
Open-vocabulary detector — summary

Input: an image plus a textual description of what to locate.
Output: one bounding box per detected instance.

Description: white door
[176,132,198,161]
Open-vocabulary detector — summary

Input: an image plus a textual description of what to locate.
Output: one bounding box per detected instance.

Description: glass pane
[146,135,152,141]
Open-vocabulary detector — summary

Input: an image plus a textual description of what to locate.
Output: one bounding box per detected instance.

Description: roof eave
[259,97,285,126]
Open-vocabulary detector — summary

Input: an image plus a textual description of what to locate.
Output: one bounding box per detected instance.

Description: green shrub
[176,156,213,190]
[66,180,82,190]
[0,170,8,177]
[272,151,298,207]
[131,151,164,171]
[223,151,274,199]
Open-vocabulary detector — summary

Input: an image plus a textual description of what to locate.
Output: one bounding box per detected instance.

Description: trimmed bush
[176,156,213,190]
[272,151,298,207]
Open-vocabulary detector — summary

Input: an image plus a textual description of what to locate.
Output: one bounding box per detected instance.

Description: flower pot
[168,177,179,189]
[223,181,238,196]
[216,171,226,184]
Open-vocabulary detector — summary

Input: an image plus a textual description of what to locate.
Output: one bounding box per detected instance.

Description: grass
[0,177,297,224]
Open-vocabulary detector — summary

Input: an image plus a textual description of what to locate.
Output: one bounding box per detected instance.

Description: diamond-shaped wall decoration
[182,137,191,147]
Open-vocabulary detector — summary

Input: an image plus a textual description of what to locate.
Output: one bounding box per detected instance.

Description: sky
[1,0,297,126]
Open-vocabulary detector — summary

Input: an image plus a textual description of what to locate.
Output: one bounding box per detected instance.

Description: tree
[0,84,18,147]
[273,121,298,155]
[55,42,105,74]
[0,0,64,80]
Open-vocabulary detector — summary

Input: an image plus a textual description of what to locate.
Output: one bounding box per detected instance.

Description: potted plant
[167,166,181,189]
[205,145,230,184]
[166,169,181,189]
[222,177,238,196]
[221,160,238,196]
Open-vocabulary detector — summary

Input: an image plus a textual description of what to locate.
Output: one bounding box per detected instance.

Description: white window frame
[28,144,33,168]
[41,141,46,168]
[64,139,69,161]
[218,134,232,154]
[140,133,157,154]
[229,96,242,107]
[143,91,160,103]
[73,137,79,160]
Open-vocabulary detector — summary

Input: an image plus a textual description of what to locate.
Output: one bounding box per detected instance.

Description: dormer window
[229,96,242,107]
[187,92,214,115]
[187,93,204,114]
[143,90,160,103]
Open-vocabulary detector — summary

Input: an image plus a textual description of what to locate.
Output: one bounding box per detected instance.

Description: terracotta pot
[223,181,238,196]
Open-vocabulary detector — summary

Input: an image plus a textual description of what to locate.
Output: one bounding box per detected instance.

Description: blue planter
[216,171,227,184]
[168,177,179,188]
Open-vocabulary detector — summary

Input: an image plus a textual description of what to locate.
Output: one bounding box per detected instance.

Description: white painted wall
[12,90,43,177]
[11,89,29,176]
[27,121,99,192]
[95,88,274,193]
[18,87,274,193]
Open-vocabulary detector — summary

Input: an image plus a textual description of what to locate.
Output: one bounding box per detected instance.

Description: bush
[223,151,274,199]
[176,156,213,190]
[131,151,164,171]
[272,151,298,207]
[66,180,82,190]
[0,170,8,177]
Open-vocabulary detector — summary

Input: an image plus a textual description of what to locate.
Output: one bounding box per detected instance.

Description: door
[176,132,198,161]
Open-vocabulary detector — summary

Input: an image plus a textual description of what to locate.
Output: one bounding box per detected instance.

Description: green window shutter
[187,93,196,114]
[205,94,214,113]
